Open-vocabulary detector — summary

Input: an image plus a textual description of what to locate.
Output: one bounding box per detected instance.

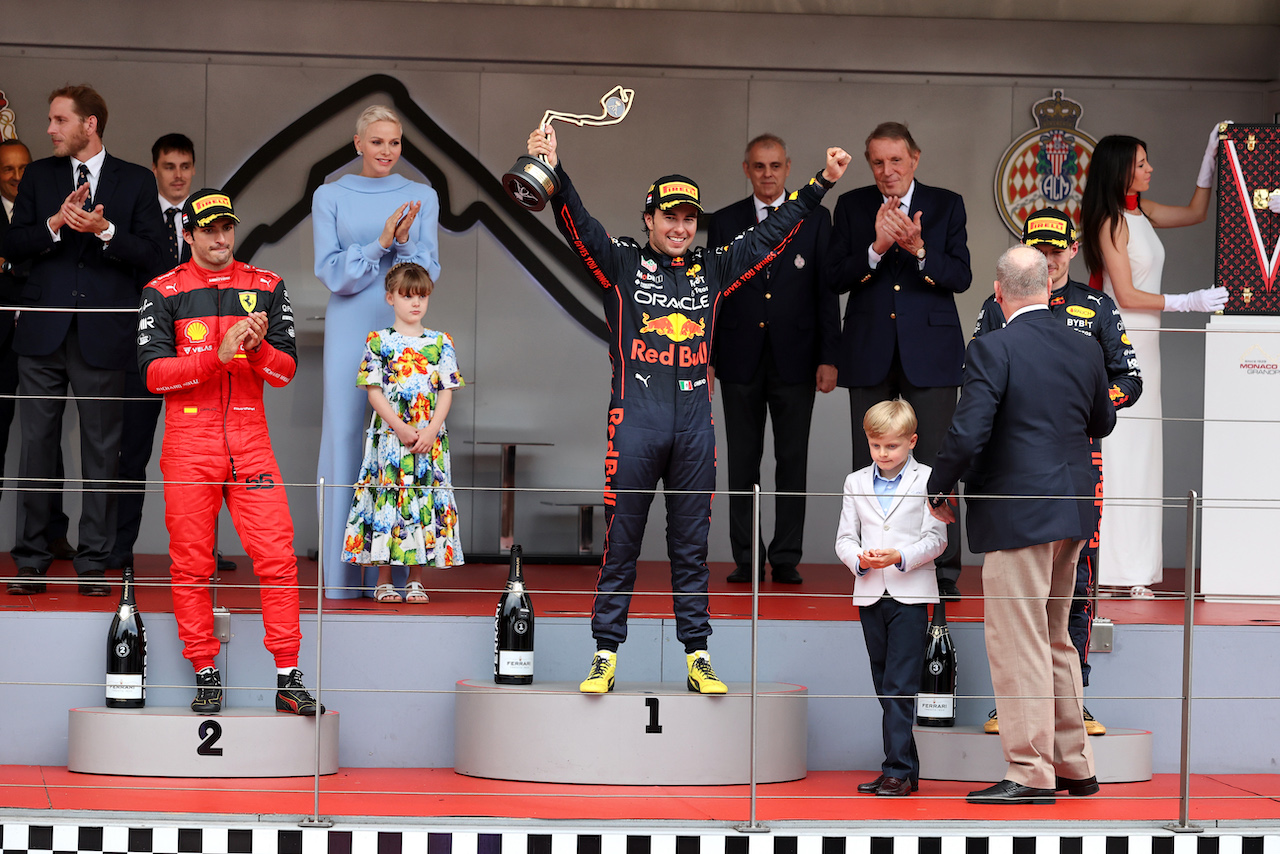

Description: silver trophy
[503,85,635,212]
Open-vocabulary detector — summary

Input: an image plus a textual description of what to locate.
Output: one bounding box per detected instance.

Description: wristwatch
[915,244,926,260]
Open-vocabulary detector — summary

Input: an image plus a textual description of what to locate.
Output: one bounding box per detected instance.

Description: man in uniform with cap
[137,188,322,716]
[971,207,1143,737]
[526,126,851,694]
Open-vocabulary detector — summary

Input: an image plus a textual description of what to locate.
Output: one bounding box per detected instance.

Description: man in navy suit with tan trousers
[2,84,165,595]
[707,134,840,585]
[927,245,1115,805]
[824,122,971,599]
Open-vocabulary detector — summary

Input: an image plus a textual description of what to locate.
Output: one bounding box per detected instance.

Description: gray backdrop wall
[1,1,1276,570]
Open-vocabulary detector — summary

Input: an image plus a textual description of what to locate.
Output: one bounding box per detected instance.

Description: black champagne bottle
[105,567,147,708]
[916,600,956,726]
[494,545,535,684]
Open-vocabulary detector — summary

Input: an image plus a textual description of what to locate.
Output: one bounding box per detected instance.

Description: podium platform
[454,679,807,785]
[67,707,340,777]
[916,725,1152,783]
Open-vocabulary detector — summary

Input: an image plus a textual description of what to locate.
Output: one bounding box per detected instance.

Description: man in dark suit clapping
[707,134,840,585]
[824,122,971,600]
[926,245,1115,805]
[2,85,165,596]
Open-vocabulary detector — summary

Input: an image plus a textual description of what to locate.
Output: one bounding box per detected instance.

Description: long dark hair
[1081,134,1146,277]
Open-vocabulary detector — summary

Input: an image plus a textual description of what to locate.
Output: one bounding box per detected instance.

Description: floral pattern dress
[342,328,465,567]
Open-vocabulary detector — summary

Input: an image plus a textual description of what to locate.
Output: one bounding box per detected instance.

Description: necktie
[77,163,92,211]
[164,207,181,266]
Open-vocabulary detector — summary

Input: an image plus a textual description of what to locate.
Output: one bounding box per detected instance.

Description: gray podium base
[916,725,1152,783]
[454,680,807,785]
[67,707,340,777]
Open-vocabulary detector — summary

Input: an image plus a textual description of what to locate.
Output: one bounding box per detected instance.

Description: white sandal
[374,583,402,603]
[405,581,430,604]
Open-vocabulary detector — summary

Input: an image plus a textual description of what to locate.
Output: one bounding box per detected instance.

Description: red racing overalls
[138,260,301,672]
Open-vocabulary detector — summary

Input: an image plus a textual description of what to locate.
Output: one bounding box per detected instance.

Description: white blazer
[834,456,947,606]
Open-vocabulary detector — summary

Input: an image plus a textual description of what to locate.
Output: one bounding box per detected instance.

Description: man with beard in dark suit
[824,121,971,600]
[706,133,839,585]
[2,85,165,596]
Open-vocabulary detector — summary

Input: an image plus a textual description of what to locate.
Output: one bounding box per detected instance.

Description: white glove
[1198,120,1232,188]
[1270,192,1280,214]
[1164,286,1228,313]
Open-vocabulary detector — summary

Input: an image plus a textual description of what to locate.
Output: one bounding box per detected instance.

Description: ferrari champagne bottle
[105,567,147,708]
[494,545,535,684]
[916,600,956,726]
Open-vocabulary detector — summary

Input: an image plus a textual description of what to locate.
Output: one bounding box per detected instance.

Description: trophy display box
[1215,123,1280,314]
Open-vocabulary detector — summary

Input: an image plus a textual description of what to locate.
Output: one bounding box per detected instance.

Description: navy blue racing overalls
[550,163,831,651]
[973,277,1142,684]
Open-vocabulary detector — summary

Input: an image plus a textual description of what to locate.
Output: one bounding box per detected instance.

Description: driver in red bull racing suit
[527,126,851,694]
[137,188,322,717]
[971,207,1142,736]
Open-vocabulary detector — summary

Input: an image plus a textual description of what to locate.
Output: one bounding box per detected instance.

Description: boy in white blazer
[835,399,947,797]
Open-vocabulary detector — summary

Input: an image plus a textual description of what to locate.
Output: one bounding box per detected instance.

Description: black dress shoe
[217,552,237,572]
[966,779,1055,804]
[1054,774,1100,796]
[50,537,77,561]
[8,569,46,595]
[856,774,887,794]
[938,578,961,602]
[772,567,804,584]
[876,776,917,796]
[78,571,111,597]
[726,566,763,583]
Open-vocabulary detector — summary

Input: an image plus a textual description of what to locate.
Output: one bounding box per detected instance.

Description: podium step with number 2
[67,707,339,777]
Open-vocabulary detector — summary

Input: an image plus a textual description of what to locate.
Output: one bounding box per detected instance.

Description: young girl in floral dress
[342,262,465,603]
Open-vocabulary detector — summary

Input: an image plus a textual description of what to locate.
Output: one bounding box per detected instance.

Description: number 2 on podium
[197,719,224,756]
[645,697,662,733]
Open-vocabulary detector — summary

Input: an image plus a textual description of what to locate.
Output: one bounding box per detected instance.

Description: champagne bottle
[105,567,146,708]
[916,600,956,727]
[494,545,535,684]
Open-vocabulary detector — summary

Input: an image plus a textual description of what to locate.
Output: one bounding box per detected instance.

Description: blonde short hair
[863,398,917,438]
[356,105,401,138]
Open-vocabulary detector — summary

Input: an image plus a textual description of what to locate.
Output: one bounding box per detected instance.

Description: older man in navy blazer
[707,134,840,584]
[927,245,1115,805]
[824,122,971,599]
[2,85,165,595]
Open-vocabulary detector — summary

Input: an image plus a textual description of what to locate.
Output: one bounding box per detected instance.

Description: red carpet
[1,766,1277,822]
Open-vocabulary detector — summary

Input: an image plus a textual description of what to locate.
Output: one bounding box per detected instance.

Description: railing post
[736,483,768,832]
[300,477,332,828]
[1165,489,1202,833]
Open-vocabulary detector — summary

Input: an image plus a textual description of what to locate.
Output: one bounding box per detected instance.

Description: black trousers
[860,595,928,782]
[720,340,816,575]
[847,353,960,584]
[0,337,69,541]
[12,325,124,575]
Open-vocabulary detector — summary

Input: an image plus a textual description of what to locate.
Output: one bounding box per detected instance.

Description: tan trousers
[982,538,1095,788]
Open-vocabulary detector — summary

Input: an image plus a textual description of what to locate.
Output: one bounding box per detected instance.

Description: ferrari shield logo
[993,89,1097,238]
[239,292,257,312]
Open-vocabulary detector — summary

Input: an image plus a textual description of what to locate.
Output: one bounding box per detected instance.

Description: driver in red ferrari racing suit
[527,126,851,694]
[971,208,1142,736]
[137,188,322,717]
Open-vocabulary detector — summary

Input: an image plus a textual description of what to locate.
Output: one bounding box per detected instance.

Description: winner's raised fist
[824,147,852,183]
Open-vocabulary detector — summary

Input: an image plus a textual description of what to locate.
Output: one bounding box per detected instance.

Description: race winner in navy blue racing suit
[971,208,1142,735]
[526,126,851,694]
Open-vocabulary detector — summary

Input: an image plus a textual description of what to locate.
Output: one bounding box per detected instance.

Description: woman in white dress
[1080,128,1227,598]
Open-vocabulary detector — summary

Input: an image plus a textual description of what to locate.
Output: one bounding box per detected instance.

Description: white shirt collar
[753,191,786,221]
[882,180,916,211]
[1,195,12,220]
[73,147,107,178]
[1007,303,1050,322]
[159,193,187,213]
